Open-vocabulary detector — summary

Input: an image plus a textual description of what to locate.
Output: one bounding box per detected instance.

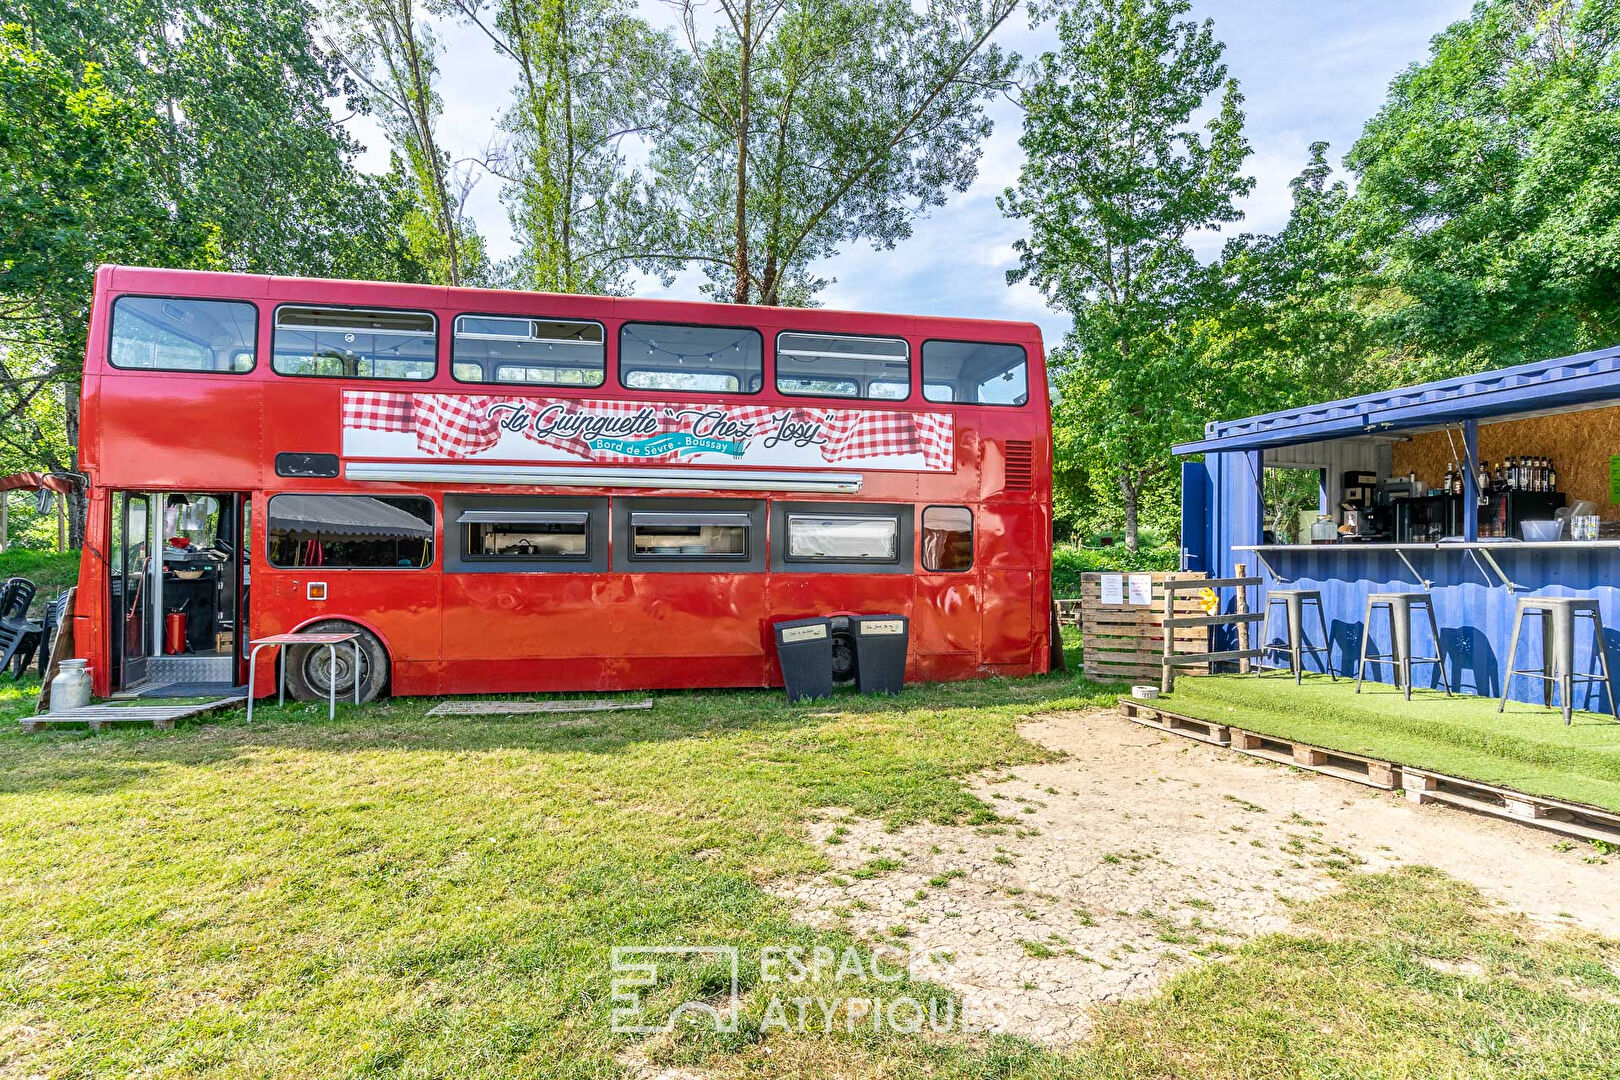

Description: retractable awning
[1174,344,1620,456]
[269,495,432,541]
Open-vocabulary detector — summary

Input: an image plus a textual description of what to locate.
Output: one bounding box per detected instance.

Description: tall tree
[329,0,487,285]
[1345,0,1620,374]
[1002,0,1252,549]
[644,0,1021,305]
[1,0,426,541]
[451,0,665,294]
[1197,142,1377,414]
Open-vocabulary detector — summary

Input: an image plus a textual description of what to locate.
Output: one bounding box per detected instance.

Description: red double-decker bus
[72,266,1054,701]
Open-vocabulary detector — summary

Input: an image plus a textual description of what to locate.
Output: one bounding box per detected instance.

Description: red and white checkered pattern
[342,391,954,469]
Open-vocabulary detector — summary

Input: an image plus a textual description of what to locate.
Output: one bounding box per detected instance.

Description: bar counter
[1223,540,1620,703]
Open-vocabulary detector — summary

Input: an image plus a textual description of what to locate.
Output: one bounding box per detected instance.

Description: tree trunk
[731,1,752,303]
[66,384,85,549]
[1119,471,1140,553]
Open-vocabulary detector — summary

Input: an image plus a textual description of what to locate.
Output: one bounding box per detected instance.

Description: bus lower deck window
[922,506,973,571]
[461,510,590,560]
[785,514,899,562]
[630,511,750,558]
[267,494,435,568]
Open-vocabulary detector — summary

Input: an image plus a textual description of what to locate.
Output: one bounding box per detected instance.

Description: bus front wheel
[284,620,390,704]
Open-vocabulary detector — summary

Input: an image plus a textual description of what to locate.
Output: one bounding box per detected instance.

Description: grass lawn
[2,656,1619,1078]
[0,547,79,603]
[1160,674,1620,813]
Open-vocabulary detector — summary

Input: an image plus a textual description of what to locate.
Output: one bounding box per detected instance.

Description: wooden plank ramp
[427,698,655,717]
[1402,769,1620,844]
[1118,697,1230,746]
[21,696,244,733]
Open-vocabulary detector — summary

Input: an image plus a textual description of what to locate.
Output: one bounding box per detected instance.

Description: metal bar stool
[1498,595,1618,724]
[1260,589,1336,683]
[1356,592,1451,700]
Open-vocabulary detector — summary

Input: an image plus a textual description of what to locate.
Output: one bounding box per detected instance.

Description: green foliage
[449,0,665,294]
[0,0,430,525]
[0,547,80,603]
[1004,0,1254,550]
[643,0,1020,305]
[1344,0,1620,374]
[329,0,489,287]
[1053,541,1180,597]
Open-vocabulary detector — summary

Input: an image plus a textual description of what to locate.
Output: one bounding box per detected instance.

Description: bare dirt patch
[769,707,1620,1044]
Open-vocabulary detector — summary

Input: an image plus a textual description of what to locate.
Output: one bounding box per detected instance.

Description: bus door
[116,493,152,688]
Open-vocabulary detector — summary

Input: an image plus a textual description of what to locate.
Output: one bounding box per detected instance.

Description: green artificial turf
[1160,674,1620,811]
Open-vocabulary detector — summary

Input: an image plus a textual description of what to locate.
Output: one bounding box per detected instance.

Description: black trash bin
[851,614,909,695]
[773,617,834,702]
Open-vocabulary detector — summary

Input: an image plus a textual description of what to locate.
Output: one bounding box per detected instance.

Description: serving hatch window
[267,494,435,568]
[460,508,589,560]
[776,332,910,399]
[921,341,1028,406]
[785,513,901,563]
[273,306,437,380]
[109,296,257,373]
[452,315,605,386]
[629,510,751,559]
[620,323,762,394]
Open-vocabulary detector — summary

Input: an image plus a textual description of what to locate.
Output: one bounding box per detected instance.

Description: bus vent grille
[1003,440,1034,491]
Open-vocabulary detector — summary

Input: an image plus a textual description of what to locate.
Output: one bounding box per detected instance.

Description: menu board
[1100,574,1124,605]
[1128,574,1154,606]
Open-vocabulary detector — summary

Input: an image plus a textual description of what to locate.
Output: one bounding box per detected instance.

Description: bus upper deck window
[110,297,257,373]
[776,332,910,400]
[620,323,762,395]
[273,306,437,381]
[453,315,605,387]
[921,341,1028,406]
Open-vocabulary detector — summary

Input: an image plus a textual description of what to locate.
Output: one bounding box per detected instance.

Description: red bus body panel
[75,266,1054,698]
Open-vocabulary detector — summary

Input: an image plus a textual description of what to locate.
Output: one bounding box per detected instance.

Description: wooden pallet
[1118,697,1231,746]
[1402,769,1620,844]
[1228,728,1401,790]
[20,696,243,733]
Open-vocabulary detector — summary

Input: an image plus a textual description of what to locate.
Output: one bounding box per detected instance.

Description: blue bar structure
[1177,345,1620,708]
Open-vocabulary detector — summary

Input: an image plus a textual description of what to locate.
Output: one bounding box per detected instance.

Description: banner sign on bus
[341,391,955,472]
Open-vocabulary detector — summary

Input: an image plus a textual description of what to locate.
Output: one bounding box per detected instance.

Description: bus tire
[831,630,858,685]
[283,620,389,704]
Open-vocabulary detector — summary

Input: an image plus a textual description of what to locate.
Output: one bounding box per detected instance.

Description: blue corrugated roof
[1174,344,1620,455]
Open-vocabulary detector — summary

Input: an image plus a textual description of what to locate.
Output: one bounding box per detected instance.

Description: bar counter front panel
[1228,541,1620,707]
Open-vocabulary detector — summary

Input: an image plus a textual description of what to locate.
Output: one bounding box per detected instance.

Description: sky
[343,0,1476,348]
